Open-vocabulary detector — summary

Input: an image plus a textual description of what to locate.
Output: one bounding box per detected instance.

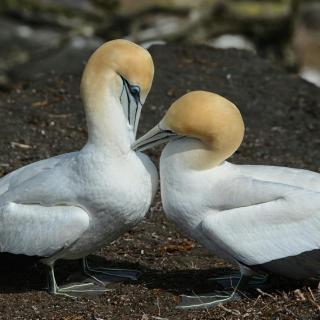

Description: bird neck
[162,138,232,171]
[83,89,132,155]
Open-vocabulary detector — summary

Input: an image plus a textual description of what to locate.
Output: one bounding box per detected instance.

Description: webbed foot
[54,281,108,298]
[82,258,141,285]
[177,290,242,309]
[209,273,268,290]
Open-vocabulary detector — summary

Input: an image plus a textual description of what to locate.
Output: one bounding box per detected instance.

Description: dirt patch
[0,44,319,319]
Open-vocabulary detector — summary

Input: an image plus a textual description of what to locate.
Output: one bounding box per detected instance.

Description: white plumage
[133,90,320,308]
[161,148,320,277]
[0,39,158,296]
[0,150,156,260]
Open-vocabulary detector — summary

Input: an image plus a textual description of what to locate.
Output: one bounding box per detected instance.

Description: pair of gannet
[133,91,320,309]
[0,40,158,296]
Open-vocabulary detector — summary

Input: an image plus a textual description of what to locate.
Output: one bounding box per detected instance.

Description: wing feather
[0,152,77,196]
[0,202,89,257]
[202,179,320,266]
[239,164,320,192]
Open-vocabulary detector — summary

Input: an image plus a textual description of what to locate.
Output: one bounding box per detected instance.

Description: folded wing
[0,152,77,196]
[202,178,320,267]
[0,202,89,257]
[240,164,320,192]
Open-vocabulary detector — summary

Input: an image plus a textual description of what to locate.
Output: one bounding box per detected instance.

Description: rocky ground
[0,44,320,319]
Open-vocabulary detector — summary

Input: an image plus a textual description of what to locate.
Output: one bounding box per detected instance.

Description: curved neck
[83,89,131,155]
[161,138,229,171]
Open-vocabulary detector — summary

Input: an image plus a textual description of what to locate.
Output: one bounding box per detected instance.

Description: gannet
[0,39,158,296]
[133,91,320,308]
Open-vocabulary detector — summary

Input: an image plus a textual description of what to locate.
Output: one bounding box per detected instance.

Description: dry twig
[256,288,277,300]
[219,304,241,316]
[307,287,320,311]
[10,142,32,149]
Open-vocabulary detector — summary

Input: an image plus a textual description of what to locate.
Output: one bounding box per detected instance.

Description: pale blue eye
[130,85,140,97]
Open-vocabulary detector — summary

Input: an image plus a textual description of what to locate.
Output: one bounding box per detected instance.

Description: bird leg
[208,272,268,290]
[47,263,107,298]
[207,272,242,289]
[176,274,251,309]
[82,257,141,284]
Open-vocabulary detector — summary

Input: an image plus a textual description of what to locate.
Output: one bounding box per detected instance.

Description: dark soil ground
[0,44,320,319]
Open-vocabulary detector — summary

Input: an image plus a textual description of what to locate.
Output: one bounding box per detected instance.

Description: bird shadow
[137,266,318,298]
[0,253,145,294]
[0,253,46,293]
[0,253,317,298]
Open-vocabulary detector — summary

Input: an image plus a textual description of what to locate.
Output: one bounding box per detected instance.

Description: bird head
[133,91,244,164]
[81,39,154,139]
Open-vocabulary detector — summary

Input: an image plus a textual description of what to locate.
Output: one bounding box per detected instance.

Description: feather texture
[0,203,89,257]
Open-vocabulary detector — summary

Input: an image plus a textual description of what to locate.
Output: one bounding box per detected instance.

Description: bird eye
[129,85,140,98]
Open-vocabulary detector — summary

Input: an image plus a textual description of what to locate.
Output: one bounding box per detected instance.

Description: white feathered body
[160,139,320,279]
[0,146,157,264]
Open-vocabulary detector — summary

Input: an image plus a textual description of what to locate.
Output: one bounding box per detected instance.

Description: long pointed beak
[131,99,142,139]
[132,125,177,151]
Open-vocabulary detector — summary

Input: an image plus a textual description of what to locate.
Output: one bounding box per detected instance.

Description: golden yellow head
[162,91,244,154]
[133,91,244,165]
[160,91,245,161]
[80,39,154,105]
[80,39,154,140]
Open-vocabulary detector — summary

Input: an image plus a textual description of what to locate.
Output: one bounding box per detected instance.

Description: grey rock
[10,37,103,81]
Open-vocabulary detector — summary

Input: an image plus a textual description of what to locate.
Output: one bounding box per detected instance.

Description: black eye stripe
[119,76,140,98]
[119,76,142,132]
[120,81,125,101]
[125,82,130,124]
[120,76,131,123]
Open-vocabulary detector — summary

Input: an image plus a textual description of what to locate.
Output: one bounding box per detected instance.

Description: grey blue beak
[132,125,177,151]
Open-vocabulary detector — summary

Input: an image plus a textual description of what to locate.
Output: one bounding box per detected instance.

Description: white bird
[0,39,158,296]
[133,91,320,308]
